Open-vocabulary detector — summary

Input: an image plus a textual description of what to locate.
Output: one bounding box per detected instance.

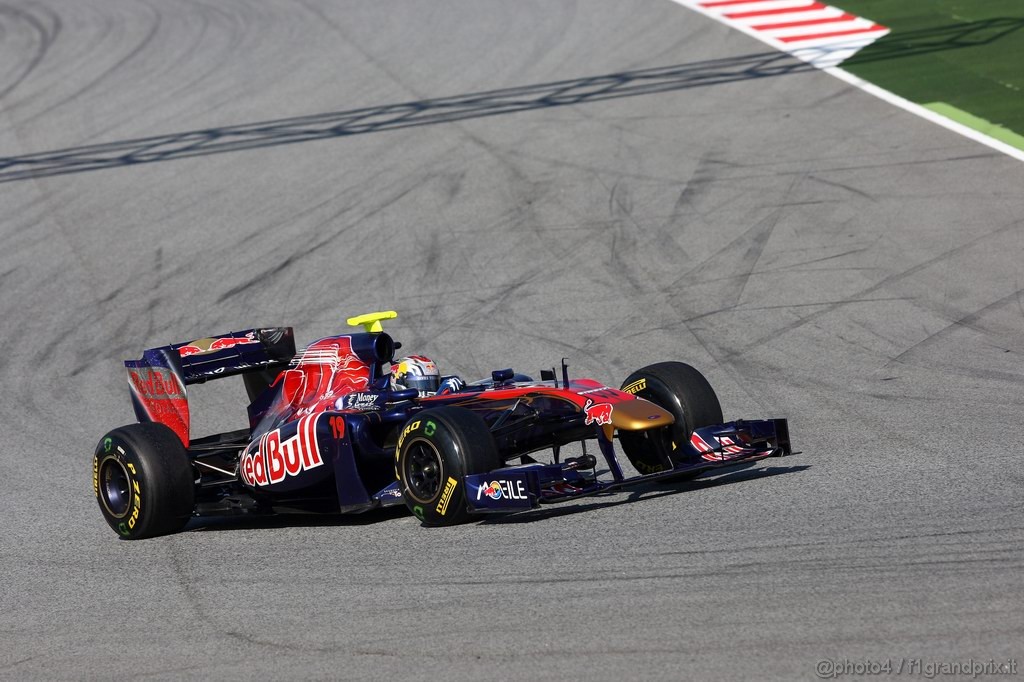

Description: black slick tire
[395,406,499,526]
[92,423,195,540]
[618,361,723,475]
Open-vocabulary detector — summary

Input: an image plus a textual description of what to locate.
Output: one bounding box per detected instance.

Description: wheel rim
[99,456,131,518]
[403,439,443,502]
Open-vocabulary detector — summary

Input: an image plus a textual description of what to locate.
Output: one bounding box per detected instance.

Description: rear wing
[124,327,295,446]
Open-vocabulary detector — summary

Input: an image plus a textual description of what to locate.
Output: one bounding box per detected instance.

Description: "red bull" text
[128,368,184,400]
[240,415,323,487]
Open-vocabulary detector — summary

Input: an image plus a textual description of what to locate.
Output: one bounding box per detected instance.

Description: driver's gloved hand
[437,375,466,395]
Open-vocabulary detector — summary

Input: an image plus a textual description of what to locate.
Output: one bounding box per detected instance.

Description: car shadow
[849,16,1024,65]
[185,503,411,534]
[182,458,806,532]
[478,463,811,525]
[184,462,810,534]
[1,50,811,183]
[4,18,1018,184]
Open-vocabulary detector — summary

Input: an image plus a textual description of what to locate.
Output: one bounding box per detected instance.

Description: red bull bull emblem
[179,332,258,357]
[240,415,323,487]
[583,399,613,426]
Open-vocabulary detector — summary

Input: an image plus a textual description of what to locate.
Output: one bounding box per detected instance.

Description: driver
[393,355,464,396]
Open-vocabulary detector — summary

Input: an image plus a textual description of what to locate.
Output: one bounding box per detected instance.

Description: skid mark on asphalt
[214,172,430,304]
[31,1,162,120]
[0,4,60,102]
[717,217,1024,360]
[602,178,649,293]
[885,286,1024,368]
[164,539,229,645]
[164,537,346,654]
[294,0,547,228]
[0,49,815,183]
[667,153,734,228]
[679,296,907,323]
[0,655,38,672]
[666,207,782,307]
[692,247,872,285]
[77,1,252,144]
[806,173,876,202]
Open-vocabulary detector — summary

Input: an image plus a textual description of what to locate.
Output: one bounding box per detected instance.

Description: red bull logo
[240,415,323,487]
[179,332,258,357]
[128,367,184,400]
[125,364,190,446]
[583,399,613,426]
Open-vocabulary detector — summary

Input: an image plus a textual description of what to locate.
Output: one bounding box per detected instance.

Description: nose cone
[610,399,674,431]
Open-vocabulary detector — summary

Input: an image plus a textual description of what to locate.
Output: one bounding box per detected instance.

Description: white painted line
[823,68,1024,162]
[788,38,876,68]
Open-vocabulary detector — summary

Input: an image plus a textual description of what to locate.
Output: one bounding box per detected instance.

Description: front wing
[464,418,791,512]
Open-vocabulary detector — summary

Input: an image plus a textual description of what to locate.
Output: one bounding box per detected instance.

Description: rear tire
[395,406,499,526]
[92,423,195,540]
[618,362,723,475]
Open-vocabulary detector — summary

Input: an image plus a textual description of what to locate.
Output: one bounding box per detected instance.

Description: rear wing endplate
[124,327,295,446]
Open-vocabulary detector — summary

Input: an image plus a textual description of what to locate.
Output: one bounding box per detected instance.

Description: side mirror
[491,368,515,384]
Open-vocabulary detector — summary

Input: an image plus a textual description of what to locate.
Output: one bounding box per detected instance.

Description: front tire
[395,406,499,526]
[92,423,196,540]
[618,362,723,475]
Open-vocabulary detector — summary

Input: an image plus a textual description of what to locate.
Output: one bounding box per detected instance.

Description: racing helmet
[393,355,440,394]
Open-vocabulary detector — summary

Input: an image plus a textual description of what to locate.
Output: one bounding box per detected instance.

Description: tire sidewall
[619,373,682,473]
[626,372,690,442]
[93,431,155,539]
[619,362,723,473]
[395,408,496,526]
[92,424,194,540]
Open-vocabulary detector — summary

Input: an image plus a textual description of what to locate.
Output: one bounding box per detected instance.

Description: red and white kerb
[671,0,889,69]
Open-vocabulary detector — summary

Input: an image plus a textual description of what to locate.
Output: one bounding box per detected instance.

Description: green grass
[831,1,1024,139]
[924,102,1024,151]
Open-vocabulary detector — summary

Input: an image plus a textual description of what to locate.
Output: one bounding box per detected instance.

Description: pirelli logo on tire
[622,378,646,394]
[436,476,458,516]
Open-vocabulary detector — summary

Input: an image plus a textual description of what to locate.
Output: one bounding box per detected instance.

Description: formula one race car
[92,311,791,539]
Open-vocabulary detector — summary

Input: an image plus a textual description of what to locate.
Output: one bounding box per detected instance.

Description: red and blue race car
[92,311,792,539]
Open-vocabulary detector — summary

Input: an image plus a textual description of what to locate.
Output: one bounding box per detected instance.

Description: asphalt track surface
[1,2,1022,680]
